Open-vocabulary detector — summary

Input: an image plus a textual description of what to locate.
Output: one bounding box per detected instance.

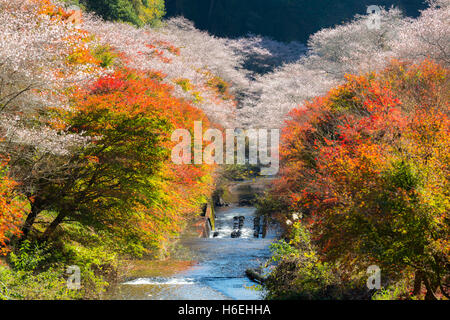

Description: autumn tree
[272,60,449,299]
[0,160,29,255]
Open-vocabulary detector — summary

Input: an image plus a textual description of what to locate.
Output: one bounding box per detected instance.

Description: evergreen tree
[83,0,165,26]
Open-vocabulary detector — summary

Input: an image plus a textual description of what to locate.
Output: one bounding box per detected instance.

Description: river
[111,179,279,300]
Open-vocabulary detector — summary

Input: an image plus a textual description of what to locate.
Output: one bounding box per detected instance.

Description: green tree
[20,70,172,246]
[83,0,165,26]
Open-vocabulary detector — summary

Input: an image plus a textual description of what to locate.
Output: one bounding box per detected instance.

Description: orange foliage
[273,60,449,288]
[72,68,216,253]
[0,160,29,255]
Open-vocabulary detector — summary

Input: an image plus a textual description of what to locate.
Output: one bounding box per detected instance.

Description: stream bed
[111,180,279,300]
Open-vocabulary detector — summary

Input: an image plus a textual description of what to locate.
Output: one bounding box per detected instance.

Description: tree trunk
[21,199,42,239]
[40,211,67,242]
[423,275,439,300]
[413,271,422,296]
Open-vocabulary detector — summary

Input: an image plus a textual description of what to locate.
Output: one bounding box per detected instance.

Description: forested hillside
[165,0,427,42]
[67,0,166,26]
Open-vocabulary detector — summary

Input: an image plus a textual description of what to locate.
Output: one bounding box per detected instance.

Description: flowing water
[112,179,279,300]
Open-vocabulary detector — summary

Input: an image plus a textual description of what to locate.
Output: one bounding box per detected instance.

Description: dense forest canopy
[165,0,427,42]
[70,0,166,26]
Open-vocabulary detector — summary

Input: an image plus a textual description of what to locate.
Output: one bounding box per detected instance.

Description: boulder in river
[215,197,229,207]
[231,230,241,238]
[245,268,265,284]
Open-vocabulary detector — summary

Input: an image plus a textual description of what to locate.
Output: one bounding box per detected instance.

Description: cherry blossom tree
[235,1,449,129]
[0,1,102,236]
